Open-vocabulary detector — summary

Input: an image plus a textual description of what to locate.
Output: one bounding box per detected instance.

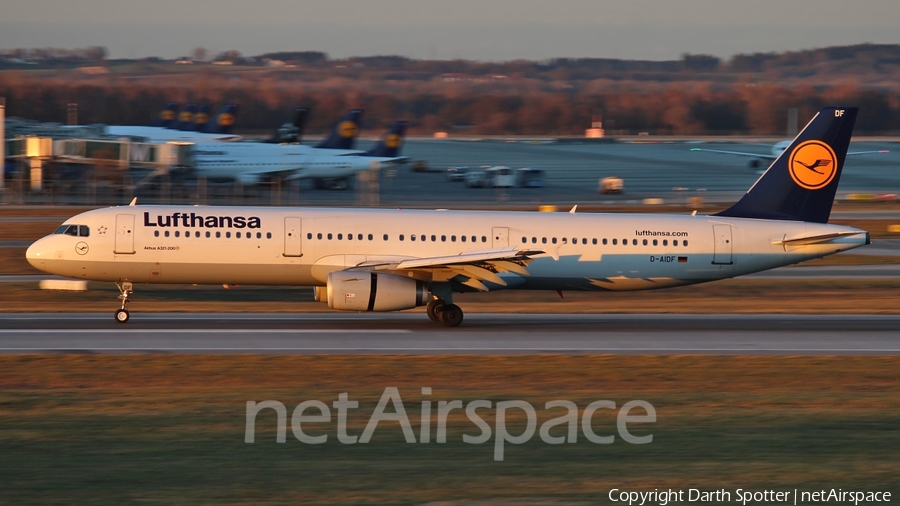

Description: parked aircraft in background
[192,121,409,188]
[263,108,309,144]
[105,104,242,142]
[691,139,887,168]
[27,108,869,327]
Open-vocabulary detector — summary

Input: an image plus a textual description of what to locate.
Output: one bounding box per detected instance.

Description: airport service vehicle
[691,139,888,169]
[446,167,469,181]
[465,169,488,188]
[27,107,869,327]
[599,176,624,194]
[516,168,545,188]
[486,166,515,188]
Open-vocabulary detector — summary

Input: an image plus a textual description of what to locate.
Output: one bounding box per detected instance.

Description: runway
[1,313,897,355]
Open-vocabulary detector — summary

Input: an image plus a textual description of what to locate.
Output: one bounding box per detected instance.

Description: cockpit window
[54,225,87,236]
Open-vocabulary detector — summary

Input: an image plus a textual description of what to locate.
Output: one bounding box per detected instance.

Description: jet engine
[327,271,429,311]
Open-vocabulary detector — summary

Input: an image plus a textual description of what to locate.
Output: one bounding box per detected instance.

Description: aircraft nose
[26,237,48,270]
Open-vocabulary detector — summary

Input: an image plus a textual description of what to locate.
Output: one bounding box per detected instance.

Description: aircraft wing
[691,147,888,158]
[356,245,543,291]
[847,149,890,156]
[690,147,775,160]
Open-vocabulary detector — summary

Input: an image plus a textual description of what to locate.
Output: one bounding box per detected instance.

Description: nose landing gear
[115,281,133,323]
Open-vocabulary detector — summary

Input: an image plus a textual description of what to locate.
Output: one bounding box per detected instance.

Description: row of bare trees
[1,71,898,136]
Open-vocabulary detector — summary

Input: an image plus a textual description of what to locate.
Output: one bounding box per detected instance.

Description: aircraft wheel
[426,300,445,322]
[438,304,463,327]
[114,309,130,324]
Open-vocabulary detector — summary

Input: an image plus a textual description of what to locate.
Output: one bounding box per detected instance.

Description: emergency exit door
[283,217,303,257]
[712,225,733,265]
[114,214,135,254]
[492,227,509,247]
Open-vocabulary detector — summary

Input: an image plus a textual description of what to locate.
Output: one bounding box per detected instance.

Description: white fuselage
[105,126,243,143]
[192,152,373,184]
[26,205,867,291]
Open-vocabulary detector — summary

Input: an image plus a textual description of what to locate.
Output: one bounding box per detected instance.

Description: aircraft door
[114,214,135,254]
[492,227,509,247]
[712,225,733,265]
[283,217,303,257]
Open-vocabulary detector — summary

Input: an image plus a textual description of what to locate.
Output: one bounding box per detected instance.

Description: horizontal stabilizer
[773,231,866,246]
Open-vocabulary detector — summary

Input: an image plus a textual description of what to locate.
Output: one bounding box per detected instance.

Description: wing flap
[396,246,541,269]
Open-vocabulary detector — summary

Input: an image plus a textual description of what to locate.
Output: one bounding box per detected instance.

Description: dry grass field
[0,355,897,504]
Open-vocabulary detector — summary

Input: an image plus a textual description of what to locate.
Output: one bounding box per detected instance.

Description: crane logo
[788,140,837,190]
[160,110,176,121]
[179,111,193,122]
[218,113,236,127]
[384,133,401,149]
[194,112,209,125]
[338,121,359,138]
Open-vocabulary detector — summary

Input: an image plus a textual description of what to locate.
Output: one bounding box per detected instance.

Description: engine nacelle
[327,271,429,311]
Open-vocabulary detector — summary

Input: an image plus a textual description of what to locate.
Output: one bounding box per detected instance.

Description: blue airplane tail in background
[152,103,179,128]
[364,121,409,158]
[204,104,239,134]
[192,104,213,131]
[175,104,198,130]
[315,109,364,150]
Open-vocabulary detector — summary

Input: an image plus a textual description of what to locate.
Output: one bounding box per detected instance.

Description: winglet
[128,197,137,206]
[569,205,577,214]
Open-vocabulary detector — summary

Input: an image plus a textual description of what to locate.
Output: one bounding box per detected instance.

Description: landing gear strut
[115,281,133,323]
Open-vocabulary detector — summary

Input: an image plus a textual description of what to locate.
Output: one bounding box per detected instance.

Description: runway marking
[0,316,382,321]
[1,347,898,352]
[0,329,411,334]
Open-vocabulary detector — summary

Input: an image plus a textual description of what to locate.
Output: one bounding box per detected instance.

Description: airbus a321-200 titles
[27,107,869,326]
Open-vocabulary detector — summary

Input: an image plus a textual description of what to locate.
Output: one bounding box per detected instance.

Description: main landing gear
[426,298,464,327]
[114,281,133,323]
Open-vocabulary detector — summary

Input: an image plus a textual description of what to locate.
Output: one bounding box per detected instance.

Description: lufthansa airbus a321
[27,107,869,326]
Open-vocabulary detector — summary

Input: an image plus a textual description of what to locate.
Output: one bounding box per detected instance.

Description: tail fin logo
[788,140,837,190]
[195,112,209,125]
[338,121,359,138]
[179,111,194,122]
[218,113,236,127]
[384,133,401,149]
[161,110,176,121]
